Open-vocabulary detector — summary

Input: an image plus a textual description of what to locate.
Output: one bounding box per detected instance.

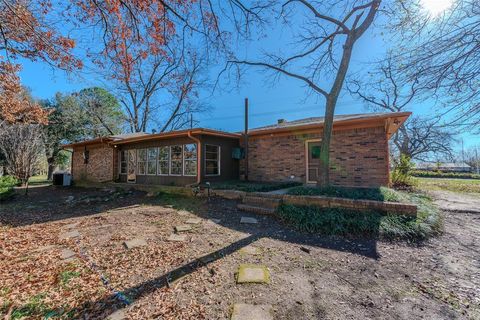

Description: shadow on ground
[2,186,380,319]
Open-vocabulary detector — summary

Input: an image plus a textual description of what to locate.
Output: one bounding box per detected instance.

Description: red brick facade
[72,144,114,183]
[243,126,389,187]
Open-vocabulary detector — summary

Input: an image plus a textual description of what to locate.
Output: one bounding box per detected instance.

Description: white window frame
[157,146,170,176]
[119,150,127,174]
[204,144,221,176]
[169,145,183,176]
[146,148,157,176]
[137,149,147,175]
[183,143,197,176]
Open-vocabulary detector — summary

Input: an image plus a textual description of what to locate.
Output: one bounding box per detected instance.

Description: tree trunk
[47,157,55,181]
[317,35,355,187]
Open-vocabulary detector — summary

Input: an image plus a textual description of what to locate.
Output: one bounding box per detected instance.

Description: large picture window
[157,146,169,175]
[183,144,197,176]
[119,150,127,174]
[205,145,220,176]
[137,149,147,175]
[170,145,183,175]
[147,148,157,175]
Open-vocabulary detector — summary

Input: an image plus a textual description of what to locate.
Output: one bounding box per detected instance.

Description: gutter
[187,131,202,184]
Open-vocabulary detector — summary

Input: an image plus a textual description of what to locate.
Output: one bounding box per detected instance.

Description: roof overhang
[111,128,241,145]
[62,128,241,149]
[62,137,114,149]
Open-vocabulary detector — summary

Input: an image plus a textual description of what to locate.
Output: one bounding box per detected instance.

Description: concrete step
[237,203,276,215]
[243,196,281,209]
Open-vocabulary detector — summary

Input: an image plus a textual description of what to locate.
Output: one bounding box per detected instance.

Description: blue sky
[18,4,479,153]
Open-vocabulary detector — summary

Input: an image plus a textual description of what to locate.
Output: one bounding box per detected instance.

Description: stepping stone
[177,210,190,216]
[59,230,80,240]
[123,238,147,249]
[240,217,258,224]
[64,222,79,229]
[210,218,221,224]
[231,303,273,320]
[236,264,270,284]
[60,248,76,260]
[175,225,192,233]
[33,244,57,252]
[107,309,126,320]
[167,234,187,242]
[239,246,261,255]
[185,218,202,224]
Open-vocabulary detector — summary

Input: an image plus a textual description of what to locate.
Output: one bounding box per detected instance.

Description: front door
[306,141,321,183]
[127,149,136,183]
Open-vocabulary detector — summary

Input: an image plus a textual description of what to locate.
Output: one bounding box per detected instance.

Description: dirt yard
[0,185,478,319]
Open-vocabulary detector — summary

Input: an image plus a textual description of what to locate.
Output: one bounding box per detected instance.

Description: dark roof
[249,112,402,132]
[110,132,149,140]
[62,128,241,148]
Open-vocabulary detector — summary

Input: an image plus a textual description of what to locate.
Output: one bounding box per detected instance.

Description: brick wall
[72,144,114,183]
[243,126,389,187]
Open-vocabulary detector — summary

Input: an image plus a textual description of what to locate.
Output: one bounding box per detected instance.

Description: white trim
[169,145,183,176]
[204,144,221,176]
[305,139,322,184]
[183,143,198,177]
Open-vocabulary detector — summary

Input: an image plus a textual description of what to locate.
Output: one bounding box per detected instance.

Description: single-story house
[63,111,410,188]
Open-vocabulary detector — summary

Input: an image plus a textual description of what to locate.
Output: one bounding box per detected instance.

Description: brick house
[64,112,410,188]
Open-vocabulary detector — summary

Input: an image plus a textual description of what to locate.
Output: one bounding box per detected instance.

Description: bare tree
[222,0,381,186]
[388,0,480,131]
[349,54,455,160]
[0,124,43,194]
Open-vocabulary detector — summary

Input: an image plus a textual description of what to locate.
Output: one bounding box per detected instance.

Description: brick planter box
[281,194,417,217]
[213,189,418,217]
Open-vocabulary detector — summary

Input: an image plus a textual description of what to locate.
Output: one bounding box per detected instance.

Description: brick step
[243,196,281,209]
[237,204,276,215]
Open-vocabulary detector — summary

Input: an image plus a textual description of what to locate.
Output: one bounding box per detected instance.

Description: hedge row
[411,170,480,180]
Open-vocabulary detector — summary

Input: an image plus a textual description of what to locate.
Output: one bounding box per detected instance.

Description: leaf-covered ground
[0,186,478,319]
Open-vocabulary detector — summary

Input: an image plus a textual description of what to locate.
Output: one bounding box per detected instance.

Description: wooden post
[244,97,249,181]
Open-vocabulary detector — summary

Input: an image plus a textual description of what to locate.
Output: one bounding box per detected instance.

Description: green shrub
[411,170,480,180]
[391,155,415,188]
[277,191,441,241]
[287,186,405,202]
[0,176,19,201]
[0,176,19,188]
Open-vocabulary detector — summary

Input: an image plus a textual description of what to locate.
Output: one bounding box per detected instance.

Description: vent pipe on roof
[278,119,287,124]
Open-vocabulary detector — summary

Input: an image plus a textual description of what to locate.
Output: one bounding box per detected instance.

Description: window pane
[158,147,169,160]
[148,148,157,161]
[158,160,169,175]
[171,145,182,160]
[184,160,197,175]
[138,162,146,175]
[206,160,219,175]
[138,149,147,161]
[184,144,197,160]
[311,146,321,159]
[147,161,156,175]
[120,162,127,174]
[120,150,126,162]
[205,145,218,153]
[171,161,182,175]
